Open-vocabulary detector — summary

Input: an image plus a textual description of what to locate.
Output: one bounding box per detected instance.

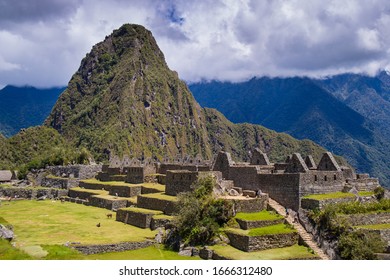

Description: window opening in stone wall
[314,175,317,181]
[324,175,327,181]
[334,174,337,180]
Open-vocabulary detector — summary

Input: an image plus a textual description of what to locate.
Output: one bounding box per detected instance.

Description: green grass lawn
[210,244,317,260]
[70,187,108,195]
[120,207,163,215]
[0,240,197,260]
[227,224,296,236]
[355,223,390,230]
[139,192,178,201]
[235,210,283,221]
[303,191,374,200]
[0,200,156,249]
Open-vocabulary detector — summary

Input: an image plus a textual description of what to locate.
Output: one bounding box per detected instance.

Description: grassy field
[0,200,156,249]
[355,223,390,230]
[303,191,374,200]
[0,240,197,260]
[226,224,296,236]
[210,244,317,260]
[235,210,283,221]
[139,192,178,201]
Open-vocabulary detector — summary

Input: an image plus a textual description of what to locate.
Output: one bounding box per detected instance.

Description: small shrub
[374,186,385,200]
[173,176,234,246]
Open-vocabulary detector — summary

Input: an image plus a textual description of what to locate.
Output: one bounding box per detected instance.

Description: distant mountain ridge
[0,85,64,137]
[189,73,390,187]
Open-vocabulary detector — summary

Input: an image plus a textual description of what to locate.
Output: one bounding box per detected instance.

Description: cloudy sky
[1,0,390,88]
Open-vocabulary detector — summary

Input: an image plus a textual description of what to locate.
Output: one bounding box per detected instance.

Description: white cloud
[1,0,390,87]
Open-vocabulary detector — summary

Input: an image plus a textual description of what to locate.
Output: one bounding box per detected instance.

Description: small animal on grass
[96,222,101,227]
[106,213,113,219]
[60,197,65,203]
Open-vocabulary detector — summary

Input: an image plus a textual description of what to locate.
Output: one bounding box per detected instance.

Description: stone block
[137,194,178,215]
[226,231,298,252]
[242,190,256,197]
[116,207,163,228]
[235,217,284,230]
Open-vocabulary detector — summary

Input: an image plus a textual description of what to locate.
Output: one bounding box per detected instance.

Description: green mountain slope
[0,86,64,137]
[45,24,327,163]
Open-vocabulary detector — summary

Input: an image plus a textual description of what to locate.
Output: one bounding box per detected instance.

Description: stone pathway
[267,198,330,260]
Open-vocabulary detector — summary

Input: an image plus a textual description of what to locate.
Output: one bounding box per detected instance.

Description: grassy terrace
[80,178,136,187]
[70,187,108,195]
[235,210,283,221]
[81,179,165,191]
[226,224,296,236]
[0,240,197,260]
[119,207,163,214]
[355,224,390,230]
[0,200,156,248]
[303,191,374,200]
[139,192,178,201]
[211,244,317,260]
[153,214,174,220]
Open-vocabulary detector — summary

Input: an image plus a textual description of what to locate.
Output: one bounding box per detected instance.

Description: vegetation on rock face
[338,230,386,260]
[0,126,90,178]
[308,199,389,259]
[173,176,233,246]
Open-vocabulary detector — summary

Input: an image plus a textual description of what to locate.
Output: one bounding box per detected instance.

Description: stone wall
[226,231,298,252]
[116,208,163,228]
[299,172,345,196]
[71,240,154,255]
[89,196,128,210]
[345,212,390,226]
[158,164,210,174]
[47,164,102,179]
[227,195,268,213]
[257,173,301,211]
[235,218,284,230]
[41,177,78,189]
[108,185,142,198]
[348,178,380,191]
[300,197,356,210]
[0,186,67,199]
[125,167,145,184]
[137,195,178,215]
[228,166,259,189]
[165,170,198,196]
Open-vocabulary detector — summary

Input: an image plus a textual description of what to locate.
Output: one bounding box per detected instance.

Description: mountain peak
[45,24,326,164]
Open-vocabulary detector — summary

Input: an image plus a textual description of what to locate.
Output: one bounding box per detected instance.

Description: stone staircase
[267,198,330,260]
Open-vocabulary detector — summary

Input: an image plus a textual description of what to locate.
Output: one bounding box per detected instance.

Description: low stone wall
[89,196,128,210]
[68,189,99,200]
[301,197,356,210]
[141,186,163,195]
[0,187,68,199]
[47,164,102,179]
[41,177,78,189]
[359,228,390,244]
[236,218,284,230]
[226,231,298,252]
[137,195,178,215]
[116,208,163,228]
[108,186,141,198]
[71,240,154,255]
[225,194,268,213]
[346,212,390,226]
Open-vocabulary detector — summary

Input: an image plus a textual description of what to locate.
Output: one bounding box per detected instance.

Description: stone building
[212,150,379,211]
